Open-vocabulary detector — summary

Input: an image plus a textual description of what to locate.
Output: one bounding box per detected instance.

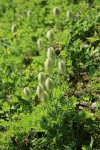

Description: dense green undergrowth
[0,0,100,149]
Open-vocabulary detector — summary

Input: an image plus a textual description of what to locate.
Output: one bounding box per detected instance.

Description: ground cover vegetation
[0,0,100,149]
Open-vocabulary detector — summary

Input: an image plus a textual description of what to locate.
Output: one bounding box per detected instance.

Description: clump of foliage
[0,0,100,149]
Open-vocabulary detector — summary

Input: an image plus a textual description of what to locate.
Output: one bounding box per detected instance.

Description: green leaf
[2,102,10,111]
[82,147,87,150]
[90,136,94,149]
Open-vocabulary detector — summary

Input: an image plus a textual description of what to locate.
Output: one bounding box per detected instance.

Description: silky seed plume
[53,6,60,17]
[41,91,49,103]
[45,58,53,74]
[45,77,53,92]
[36,84,44,98]
[38,72,46,86]
[27,10,32,17]
[47,47,56,63]
[11,24,17,33]
[58,60,66,74]
[67,10,73,21]
[37,39,43,50]
[47,30,54,43]
[23,87,30,98]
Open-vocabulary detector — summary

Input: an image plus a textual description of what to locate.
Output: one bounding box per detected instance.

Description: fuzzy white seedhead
[27,10,32,17]
[58,60,66,74]
[45,77,53,92]
[37,39,43,50]
[67,10,73,21]
[36,84,44,98]
[11,24,17,33]
[45,58,53,74]
[23,87,30,98]
[53,6,60,17]
[47,30,54,43]
[47,47,56,62]
[76,12,80,20]
[41,91,49,103]
[38,72,46,86]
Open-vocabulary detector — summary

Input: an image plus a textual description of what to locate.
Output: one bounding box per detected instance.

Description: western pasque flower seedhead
[38,72,46,86]
[11,24,17,33]
[37,39,43,50]
[47,47,56,62]
[58,60,66,74]
[27,10,32,17]
[41,91,49,103]
[45,77,53,92]
[53,6,60,17]
[47,30,54,43]
[67,10,73,21]
[36,84,44,98]
[76,12,80,20]
[23,87,30,97]
[45,58,53,74]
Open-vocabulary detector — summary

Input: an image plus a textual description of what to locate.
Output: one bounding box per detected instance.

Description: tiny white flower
[91,102,97,110]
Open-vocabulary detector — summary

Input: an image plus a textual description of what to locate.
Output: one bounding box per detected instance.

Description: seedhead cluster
[36,29,66,104]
